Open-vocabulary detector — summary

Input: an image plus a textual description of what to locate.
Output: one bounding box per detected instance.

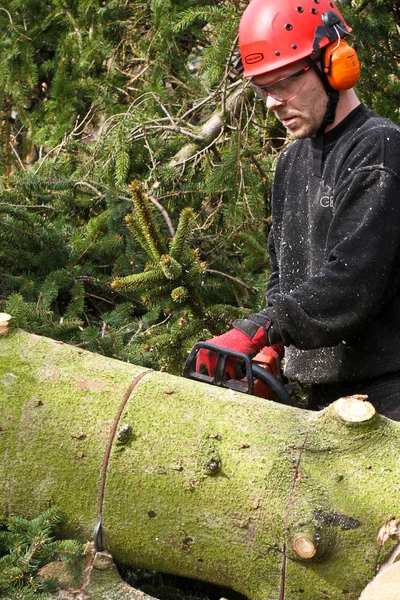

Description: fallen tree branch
[170,82,247,167]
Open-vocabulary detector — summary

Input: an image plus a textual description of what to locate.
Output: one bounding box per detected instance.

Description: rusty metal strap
[94,369,153,551]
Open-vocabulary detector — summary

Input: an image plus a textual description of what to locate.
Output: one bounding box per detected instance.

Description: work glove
[196,314,282,378]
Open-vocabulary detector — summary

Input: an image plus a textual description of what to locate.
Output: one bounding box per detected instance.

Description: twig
[0,202,58,211]
[194,198,224,231]
[74,181,103,198]
[206,269,258,293]
[148,194,175,237]
[180,80,242,122]
[143,129,158,170]
[141,314,172,337]
[222,35,239,115]
[9,142,26,171]
[0,6,32,39]
[142,124,205,142]
[86,293,115,306]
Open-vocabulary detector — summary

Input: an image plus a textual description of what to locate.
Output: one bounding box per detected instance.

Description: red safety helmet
[239,0,352,78]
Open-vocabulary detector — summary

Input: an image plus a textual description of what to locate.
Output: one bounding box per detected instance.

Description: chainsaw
[183,341,293,405]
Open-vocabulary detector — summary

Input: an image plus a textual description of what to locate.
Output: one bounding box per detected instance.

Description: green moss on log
[1,328,400,599]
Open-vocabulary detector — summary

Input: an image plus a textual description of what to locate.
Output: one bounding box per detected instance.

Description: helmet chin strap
[306,9,348,177]
[305,54,340,178]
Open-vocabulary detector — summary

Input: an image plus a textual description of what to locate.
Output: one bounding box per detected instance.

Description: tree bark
[169,84,246,167]
[1,324,400,600]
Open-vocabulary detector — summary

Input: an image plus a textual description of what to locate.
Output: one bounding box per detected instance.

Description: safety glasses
[250,64,312,102]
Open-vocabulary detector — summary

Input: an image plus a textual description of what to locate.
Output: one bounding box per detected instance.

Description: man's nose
[265,94,285,110]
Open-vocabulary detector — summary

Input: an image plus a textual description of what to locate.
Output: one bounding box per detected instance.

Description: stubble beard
[277,97,329,140]
[282,112,325,139]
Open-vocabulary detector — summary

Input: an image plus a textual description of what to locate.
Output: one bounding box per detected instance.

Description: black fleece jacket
[263,103,400,384]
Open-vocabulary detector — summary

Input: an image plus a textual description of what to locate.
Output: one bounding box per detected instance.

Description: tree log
[358,562,400,600]
[1,324,400,599]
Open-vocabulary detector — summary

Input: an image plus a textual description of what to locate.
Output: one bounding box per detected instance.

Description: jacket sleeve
[266,227,280,306]
[272,165,400,349]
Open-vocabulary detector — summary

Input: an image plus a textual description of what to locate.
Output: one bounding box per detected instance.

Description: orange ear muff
[323,39,360,90]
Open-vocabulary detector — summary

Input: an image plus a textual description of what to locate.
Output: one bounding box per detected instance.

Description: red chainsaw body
[249,346,283,399]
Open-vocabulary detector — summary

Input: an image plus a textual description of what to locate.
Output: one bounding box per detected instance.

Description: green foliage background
[1,0,400,373]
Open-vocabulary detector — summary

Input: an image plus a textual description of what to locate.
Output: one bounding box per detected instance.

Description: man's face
[251,59,328,139]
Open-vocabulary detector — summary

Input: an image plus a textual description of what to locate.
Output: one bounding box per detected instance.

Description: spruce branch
[169,207,194,261]
[159,254,182,280]
[112,267,166,293]
[124,213,155,258]
[74,181,103,198]
[171,286,189,303]
[128,181,166,260]
[0,507,81,597]
[0,6,32,39]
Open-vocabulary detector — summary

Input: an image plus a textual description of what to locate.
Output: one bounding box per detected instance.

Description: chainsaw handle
[183,342,292,406]
[250,363,292,405]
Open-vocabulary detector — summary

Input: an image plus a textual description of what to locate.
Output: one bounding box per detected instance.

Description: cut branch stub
[0,313,12,335]
[292,534,317,559]
[287,500,337,562]
[332,395,376,423]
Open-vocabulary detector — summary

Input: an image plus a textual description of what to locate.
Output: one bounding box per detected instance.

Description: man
[197,0,400,420]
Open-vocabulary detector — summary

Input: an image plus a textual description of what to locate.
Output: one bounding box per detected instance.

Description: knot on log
[116,424,134,447]
[205,459,220,474]
[198,438,222,476]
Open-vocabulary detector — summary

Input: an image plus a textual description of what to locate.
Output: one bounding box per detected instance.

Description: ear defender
[323,39,360,90]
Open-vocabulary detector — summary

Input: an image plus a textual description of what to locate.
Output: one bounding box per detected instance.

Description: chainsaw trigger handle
[183,342,292,405]
[183,342,255,395]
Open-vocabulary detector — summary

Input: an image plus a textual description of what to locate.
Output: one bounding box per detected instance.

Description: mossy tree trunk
[0,320,400,600]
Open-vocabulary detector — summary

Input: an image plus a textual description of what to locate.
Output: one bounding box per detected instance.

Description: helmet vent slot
[296,6,304,12]
[311,8,318,14]
[285,23,293,30]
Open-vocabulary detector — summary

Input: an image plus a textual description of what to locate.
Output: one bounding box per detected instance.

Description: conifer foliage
[0,507,81,599]
[111,181,243,371]
[1,0,400,373]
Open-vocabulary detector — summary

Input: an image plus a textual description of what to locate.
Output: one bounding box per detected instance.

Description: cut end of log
[358,561,400,600]
[292,535,317,559]
[333,395,376,423]
[0,313,13,335]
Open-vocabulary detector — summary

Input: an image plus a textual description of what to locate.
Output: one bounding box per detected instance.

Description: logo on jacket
[320,195,334,208]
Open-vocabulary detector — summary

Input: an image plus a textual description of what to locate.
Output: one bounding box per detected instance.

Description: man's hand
[196,318,271,379]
